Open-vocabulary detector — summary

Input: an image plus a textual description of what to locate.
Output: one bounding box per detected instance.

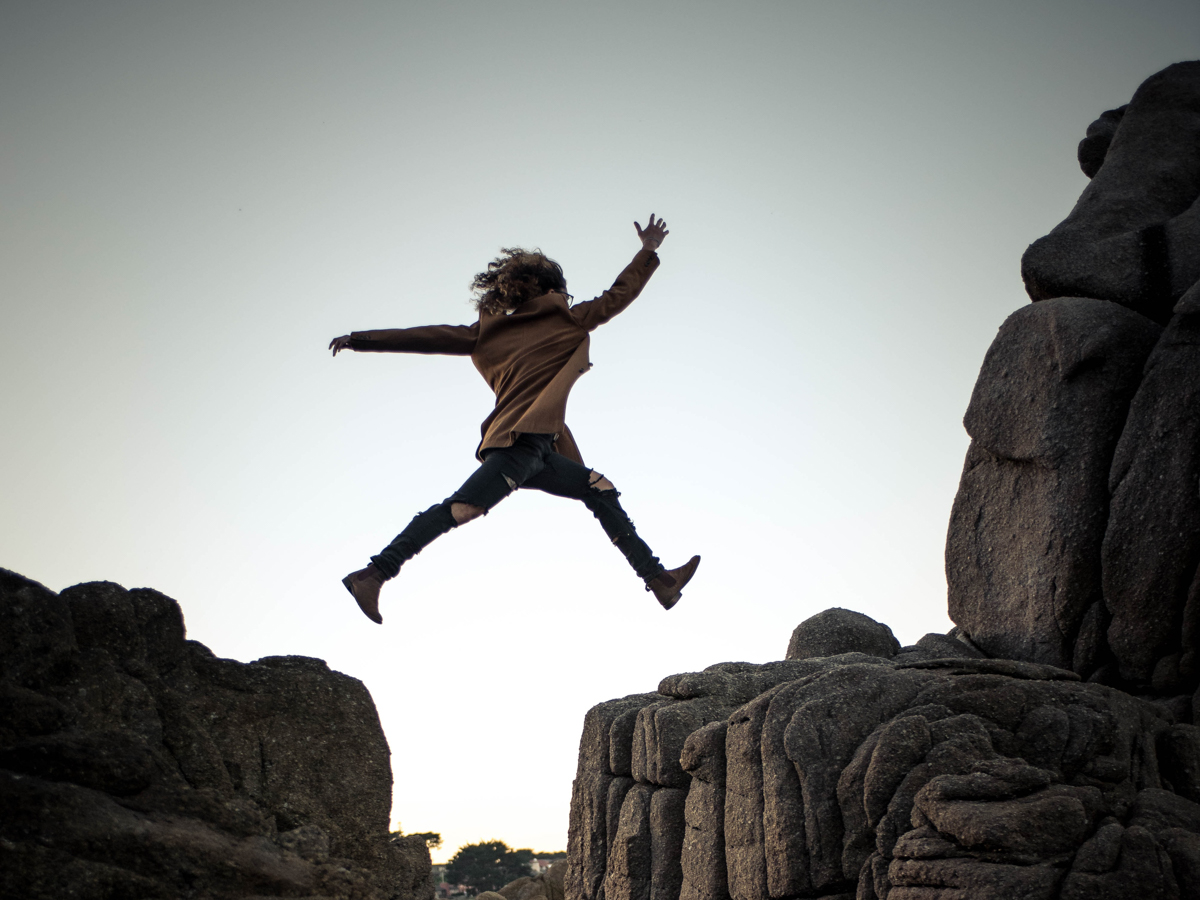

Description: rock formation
[958,58,1200,695]
[566,61,1200,900]
[566,622,1200,900]
[500,860,568,900]
[1102,287,1200,692]
[1022,61,1200,324]
[945,297,1161,673]
[0,568,432,900]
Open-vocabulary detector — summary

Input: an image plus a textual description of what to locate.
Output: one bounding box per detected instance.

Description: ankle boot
[343,563,387,624]
[646,555,701,610]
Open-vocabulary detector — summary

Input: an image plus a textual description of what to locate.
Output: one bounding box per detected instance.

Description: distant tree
[389,827,443,849]
[446,840,534,894]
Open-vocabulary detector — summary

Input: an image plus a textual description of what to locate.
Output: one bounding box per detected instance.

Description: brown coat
[349,247,660,464]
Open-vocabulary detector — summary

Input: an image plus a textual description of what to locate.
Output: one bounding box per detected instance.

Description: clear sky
[3,0,1197,862]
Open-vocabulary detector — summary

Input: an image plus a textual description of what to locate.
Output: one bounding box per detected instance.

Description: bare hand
[329,335,352,356]
[634,214,669,252]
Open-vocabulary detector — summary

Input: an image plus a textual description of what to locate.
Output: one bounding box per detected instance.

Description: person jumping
[329,214,699,624]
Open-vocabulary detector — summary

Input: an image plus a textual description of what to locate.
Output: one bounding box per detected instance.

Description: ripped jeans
[371,433,664,582]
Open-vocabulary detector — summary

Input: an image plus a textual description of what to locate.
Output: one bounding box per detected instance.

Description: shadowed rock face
[1104,282,1200,690]
[947,62,1200,694]
[0,568,432,900]
[946,297,1161,673]
[1021,61,1200,324]
[1076,106,1126,180]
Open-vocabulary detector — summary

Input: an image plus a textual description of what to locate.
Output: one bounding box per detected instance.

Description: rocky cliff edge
[0,567,432,900]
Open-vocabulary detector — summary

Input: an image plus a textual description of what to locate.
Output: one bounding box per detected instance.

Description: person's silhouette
[329,215,699,624]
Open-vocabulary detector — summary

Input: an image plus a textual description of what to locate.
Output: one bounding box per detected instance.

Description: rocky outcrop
[566,614,1200,900]
[947,62,1200,693]
[1022,61,1200,324]
[786,608,900,662]
[945,297,1161,673]
[1104,282,1200,691]
[0,567,432,900]
[567,60,1200,900]
[500,862,567,900]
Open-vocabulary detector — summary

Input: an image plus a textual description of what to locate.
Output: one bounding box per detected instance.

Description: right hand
[329,335,352,356]
[634,214,669,251]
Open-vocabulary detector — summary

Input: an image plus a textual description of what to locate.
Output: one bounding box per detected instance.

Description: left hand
[329,335,352,356]
[634,214,669,252]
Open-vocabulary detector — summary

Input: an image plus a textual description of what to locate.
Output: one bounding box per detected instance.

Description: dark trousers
[371,433,663,582]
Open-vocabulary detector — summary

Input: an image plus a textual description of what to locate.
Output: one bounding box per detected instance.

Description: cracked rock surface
[0,567,432,900]
[567,615,1200,900]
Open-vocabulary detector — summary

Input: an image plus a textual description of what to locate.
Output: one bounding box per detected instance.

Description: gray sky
[3,0,1197,860]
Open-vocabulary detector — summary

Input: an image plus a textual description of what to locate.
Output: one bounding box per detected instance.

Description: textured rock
[182,648,394,856]
[723,685,776,900]
[606,784,654,900]
[658,660,826,705]
[1159,724,1200,802]
[679,723,728,900]
[1104,283,1200,688]
[573,658,867,900]
[1022,61,1200,323]
[568,693,663,900]
[607,776,637,863]
[914,633,985,661]
[946,297,1161,672]
[634,698,733,789]
[546,863,570,900]
[1077,106,1126,180]
[650,789,687,900]
[501,861,567,900]
[1059,823,1179,900]
[567,622,1199,900]
[888,857,1064,900]
[914,779,1099,859]
[0,568,430,900]
[1128,787,1200,833]
[782,664,931,892]
[785,608,900,661]
[0,568,75,687]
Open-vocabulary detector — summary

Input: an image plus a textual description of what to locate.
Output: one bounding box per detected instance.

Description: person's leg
[524,452,699,607]
[523,453,667,581]
[372,434,554,577]
[368,503,458,580]
[344,435,556,623]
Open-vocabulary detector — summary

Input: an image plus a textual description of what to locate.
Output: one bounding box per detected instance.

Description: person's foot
[343,564,386,624]
[646,555,700,610]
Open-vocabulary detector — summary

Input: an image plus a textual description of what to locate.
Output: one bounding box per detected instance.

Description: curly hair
[470,248,571,315]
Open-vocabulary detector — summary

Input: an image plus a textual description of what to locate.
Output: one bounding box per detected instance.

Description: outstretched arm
[329,322,479,357]
[570,213,668,331]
